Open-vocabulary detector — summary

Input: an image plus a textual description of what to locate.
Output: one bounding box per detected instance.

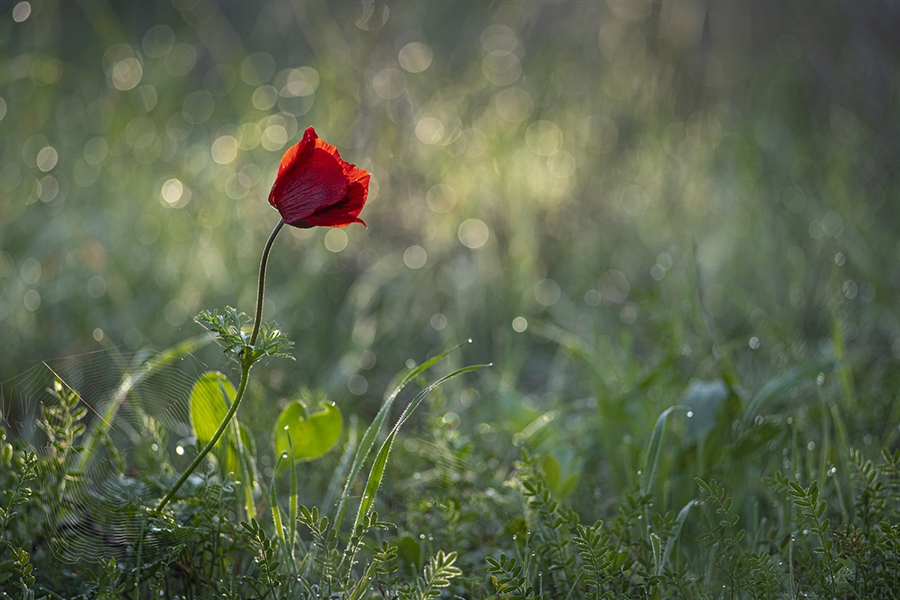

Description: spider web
[1,334,240,564]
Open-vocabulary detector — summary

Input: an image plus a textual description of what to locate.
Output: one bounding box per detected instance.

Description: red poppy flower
[268,127,370,228]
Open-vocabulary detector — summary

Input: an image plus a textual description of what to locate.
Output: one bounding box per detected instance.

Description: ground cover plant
[2,1,899,598]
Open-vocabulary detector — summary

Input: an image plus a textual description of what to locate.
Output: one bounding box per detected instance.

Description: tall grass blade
[658,498,696,575]
[270,452,288,561]
[641,405,686,497]
[331,340,472,531]
[289,438,298,566]
[352,363,489,532]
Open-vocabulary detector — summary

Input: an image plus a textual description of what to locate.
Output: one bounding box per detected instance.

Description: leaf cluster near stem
[195,307,294,363]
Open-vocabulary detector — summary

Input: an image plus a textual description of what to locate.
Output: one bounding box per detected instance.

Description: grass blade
[270,452,288,561]
[641,405,686,497]
[331,340,472,531]
[658,498,696,575]
[352,363,490,532]
[289,435,298,567]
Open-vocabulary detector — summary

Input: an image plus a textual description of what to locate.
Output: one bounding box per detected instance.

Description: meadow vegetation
[1,1,899,598]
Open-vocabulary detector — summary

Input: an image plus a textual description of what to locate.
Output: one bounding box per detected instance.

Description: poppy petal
[268,127,370,230]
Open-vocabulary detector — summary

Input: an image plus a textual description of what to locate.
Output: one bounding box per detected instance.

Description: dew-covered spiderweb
[1,334,238,564]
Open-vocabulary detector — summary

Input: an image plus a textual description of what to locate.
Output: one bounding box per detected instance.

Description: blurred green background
[2,0,899,494]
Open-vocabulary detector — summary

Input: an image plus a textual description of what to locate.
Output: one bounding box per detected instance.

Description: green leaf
[682,380,727,441]
[190,371,252,473]
[397,535,422,571]
[541,455,560,491]
[190,371,236,445]
[274,401,342,470]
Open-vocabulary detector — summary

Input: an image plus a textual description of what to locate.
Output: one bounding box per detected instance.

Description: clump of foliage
[2,342,898,598]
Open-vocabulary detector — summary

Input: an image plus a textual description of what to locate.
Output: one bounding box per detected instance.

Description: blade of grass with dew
[77,334,211,472]
[657,498,696,576]
[331,340,472,531]
[641,406,687,498]
[348,556,382,600]
[289,433,298,566]
[828,403,852,523]
[352,363,490,533]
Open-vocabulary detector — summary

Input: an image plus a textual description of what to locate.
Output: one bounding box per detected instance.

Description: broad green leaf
[188,371,253,475]
[189,371,236,446]
[682,380,728,441]
[541,455,560,491]
[397,535,421,571]
[274,401,342,469]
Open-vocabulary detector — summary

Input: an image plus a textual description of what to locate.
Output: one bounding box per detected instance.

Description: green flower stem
[250,218,285,347]
[156,218,285,512]
[155,358,251,511]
